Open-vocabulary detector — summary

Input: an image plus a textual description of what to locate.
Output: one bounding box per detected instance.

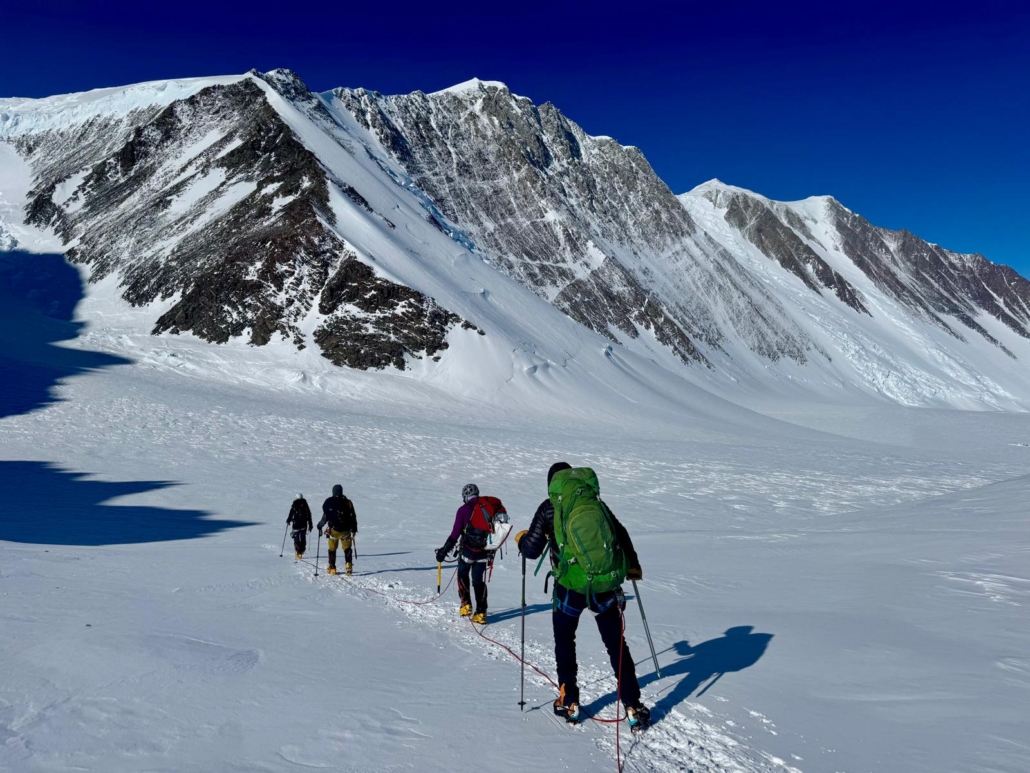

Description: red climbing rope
[467,616,627,773]
[313,558,627,772]
[616,608,625,773]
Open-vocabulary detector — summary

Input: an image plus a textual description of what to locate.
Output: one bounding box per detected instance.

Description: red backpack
[464,496,508,551]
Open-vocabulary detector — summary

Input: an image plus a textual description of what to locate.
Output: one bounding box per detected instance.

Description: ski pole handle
[437,562,442,595]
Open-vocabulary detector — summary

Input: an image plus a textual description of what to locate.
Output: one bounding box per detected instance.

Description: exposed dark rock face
[714,189,870,315]
[4,70,1028,391]
[314,254,463,369]
[828,201,1029,354]
[333,82,816,365]
[7,75,470,370]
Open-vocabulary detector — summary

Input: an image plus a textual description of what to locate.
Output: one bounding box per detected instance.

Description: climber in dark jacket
[317,484,358,575]
[516,461,650,731]
[286,494,313,558]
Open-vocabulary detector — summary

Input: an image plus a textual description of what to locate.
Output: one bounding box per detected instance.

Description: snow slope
[3,70,1029,412]
[2,71,1029,772]
[679,182,1030,410]
[2,249,1030,773]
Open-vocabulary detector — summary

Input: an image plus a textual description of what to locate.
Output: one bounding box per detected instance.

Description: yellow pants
[327,530,353,552]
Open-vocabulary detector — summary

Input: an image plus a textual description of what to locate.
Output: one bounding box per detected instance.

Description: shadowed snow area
[0,251,128,417]
[1,69,1029,773]
[2,258,1028,772]
[0,251,254,545]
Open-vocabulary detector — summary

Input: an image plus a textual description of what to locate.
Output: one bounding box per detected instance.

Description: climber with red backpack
[435,483,510,624]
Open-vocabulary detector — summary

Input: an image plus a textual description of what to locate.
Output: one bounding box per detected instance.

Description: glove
[514,529,528,546]
[436,537,456,563]
[627,567,643,581]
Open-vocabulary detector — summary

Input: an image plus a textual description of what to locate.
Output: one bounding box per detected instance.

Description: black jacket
[287,498,313,530]
[519,498,640,572]
[318,495,358,533]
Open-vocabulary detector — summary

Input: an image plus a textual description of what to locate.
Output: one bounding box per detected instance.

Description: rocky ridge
[2,70,1029,407]
[333,82,820,367]
[4,73,473,369]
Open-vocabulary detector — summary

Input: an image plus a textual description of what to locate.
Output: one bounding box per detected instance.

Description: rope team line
[284,539,643,773]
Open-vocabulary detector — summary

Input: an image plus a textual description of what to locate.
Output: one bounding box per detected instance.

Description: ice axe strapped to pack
[548,467,628,596]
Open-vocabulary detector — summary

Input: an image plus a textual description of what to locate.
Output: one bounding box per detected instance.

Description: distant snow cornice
[0,74,249,138]
[681,178,847,213]
[429,77,511,96]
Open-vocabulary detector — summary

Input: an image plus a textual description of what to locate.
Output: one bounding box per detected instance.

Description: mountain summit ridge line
[1,68,1028,409]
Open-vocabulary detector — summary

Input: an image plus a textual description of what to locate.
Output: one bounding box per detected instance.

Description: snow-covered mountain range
[2,69,1028,409]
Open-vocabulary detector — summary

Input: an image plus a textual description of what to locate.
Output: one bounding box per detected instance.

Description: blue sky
[3,0,1027,273]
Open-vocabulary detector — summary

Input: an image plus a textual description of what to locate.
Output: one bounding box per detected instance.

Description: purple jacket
[448,497,478,541]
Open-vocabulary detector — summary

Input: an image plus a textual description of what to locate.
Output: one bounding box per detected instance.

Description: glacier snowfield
[2,253,1029,773]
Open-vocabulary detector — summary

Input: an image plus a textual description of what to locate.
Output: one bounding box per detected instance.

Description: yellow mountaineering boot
[296,553,303,560]
[471,610,487,624]
[327,567,337,575]
[345,562,353,576]
[459,603,473,618]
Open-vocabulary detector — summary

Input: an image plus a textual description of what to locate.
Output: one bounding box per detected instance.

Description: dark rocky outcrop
[11,75,470,369]
[718,191,869,315]
[314,254,464,369]
[333,82,815,366]
[828,201,1027,354]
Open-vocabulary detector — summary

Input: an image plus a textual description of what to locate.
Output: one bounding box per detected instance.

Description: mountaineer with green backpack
[515,462,650,732]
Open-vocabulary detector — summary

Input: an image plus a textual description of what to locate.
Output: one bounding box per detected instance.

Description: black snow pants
[552,584,641,709]
[292,529,307,555]
[457,552,488,612]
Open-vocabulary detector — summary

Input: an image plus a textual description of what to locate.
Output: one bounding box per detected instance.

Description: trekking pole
[352,535,358,561]
[632,579,662,677]
[437,562,442,595]
[519,552,527,710]
[314,531,322,577]
[279,524,289,557]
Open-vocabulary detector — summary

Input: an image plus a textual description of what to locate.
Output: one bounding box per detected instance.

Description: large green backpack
[549,467,628,595]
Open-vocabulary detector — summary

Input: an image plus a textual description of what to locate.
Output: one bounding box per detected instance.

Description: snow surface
[430,77,510,96]
[1,73,1029,772]
[2,248,1029,773]
[677,184,1030,410]
[0,75,245,138]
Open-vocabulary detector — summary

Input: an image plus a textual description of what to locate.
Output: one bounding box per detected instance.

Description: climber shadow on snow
[488,604,551,623]
[357,564,440,576]
[581,626,773,725]
[0,252,256,545]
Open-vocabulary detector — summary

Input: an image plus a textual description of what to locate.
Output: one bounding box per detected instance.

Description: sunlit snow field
[2,256,1029,773]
